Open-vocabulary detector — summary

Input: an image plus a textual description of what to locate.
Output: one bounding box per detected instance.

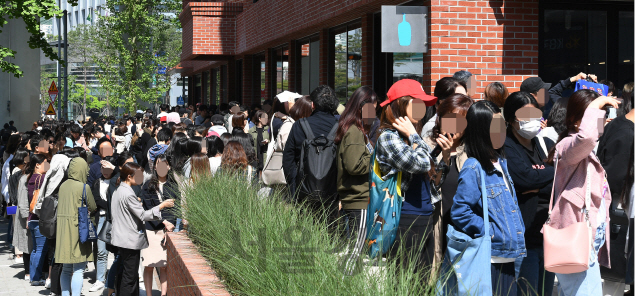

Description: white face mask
[517,119,541,140]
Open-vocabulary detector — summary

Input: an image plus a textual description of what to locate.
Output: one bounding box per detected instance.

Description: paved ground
[0,217,160,296]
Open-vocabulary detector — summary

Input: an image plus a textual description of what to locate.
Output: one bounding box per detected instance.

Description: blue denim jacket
[450,157,527,259]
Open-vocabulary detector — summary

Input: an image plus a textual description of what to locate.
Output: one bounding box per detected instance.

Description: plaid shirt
[376,129,442,202]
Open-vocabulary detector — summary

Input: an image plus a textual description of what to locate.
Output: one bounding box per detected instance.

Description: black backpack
[39,175,66,239]
[296,118,339,204]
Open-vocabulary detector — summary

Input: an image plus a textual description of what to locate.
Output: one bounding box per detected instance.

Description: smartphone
[607,107,617,119]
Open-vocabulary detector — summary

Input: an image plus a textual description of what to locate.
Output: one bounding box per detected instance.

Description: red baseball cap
[381,79,437,107]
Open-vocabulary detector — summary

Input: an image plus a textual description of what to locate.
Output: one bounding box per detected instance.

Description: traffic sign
[49,93,57,103]
[48,81,59,94]
[45,103,56,116]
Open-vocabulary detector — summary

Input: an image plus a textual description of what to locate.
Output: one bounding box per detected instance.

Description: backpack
[39,176,66,239]
[295,118,339,203]
[366,142,403,258]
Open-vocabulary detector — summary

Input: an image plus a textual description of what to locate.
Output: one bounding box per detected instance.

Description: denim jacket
[451,157,527,259]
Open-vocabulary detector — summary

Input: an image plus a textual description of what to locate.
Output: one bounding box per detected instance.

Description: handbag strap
[546,152,593,225]
[81,184,87,207]
[480,166,489,235]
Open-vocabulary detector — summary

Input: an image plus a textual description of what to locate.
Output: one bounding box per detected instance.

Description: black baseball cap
[520,77,551,94]
[178,108,188,116]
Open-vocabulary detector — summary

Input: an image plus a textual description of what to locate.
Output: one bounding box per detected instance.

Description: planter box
[167,231,232,296]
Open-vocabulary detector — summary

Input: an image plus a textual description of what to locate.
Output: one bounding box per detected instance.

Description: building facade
[179,0,633,107]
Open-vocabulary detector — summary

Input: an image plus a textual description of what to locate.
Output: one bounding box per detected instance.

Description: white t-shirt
[209,157,222,176]
[99,178,111,215]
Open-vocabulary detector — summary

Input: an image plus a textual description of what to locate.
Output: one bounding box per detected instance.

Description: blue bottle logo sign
[398,14,411,46]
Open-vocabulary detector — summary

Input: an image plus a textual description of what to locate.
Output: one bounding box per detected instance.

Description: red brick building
[177,0,633,107]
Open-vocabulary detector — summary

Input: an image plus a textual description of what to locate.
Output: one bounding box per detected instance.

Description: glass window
[299,36,320,95]
[273,46,289,95]
[220,65,227,102]
[333,24,361,103]
[540,10,607,86]
[393,53,423,83]
[203,71,209,104]
[619,11,633,87]
[194,74,202,104]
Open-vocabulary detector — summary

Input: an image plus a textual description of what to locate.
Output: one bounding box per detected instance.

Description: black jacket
[141,178,178,231]
[142,137,157,172]
[544,77,572,119]
[503,131,555,247]
[597,115,634,198]
[282,111,338,197]
[131,133,151,169]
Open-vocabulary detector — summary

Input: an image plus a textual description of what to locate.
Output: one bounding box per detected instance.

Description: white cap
[136,110,144,114]
[275,91,303,103]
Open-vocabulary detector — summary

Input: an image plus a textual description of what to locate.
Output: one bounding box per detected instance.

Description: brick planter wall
[166,232,232,296]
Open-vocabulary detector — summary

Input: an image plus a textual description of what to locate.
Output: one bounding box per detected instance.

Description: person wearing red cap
[376,79,451,270]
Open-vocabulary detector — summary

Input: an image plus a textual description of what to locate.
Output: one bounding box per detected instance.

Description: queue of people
[0,73,634,296]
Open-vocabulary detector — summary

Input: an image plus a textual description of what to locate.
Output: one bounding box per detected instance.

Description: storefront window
[333,23,361,103]
[619,11,634,87]
[299,36,320,95]
[194,74,201,104]
[202,71,209,104]
[273,47,289,95]
[540,10,607,86]
[393,53,423,83]
[220,65,227,103]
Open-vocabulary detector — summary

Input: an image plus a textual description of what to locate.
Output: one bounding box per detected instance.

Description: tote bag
[438,163,492,296]
[78,185,97,243]
[261,116,287,185]
[365,142,403,258]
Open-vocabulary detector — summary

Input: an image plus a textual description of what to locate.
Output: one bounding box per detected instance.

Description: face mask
[517,119,541,140]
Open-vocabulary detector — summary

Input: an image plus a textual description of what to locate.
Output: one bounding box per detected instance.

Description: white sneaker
[13,256,23,264]
[24,274,30,281]
[88,281,105,292]
[45,278,51,289]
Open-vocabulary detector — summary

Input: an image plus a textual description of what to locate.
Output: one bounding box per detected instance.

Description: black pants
[491,262,517,296]
[389,214,435,271]
[115,247,140,296]
[340,209,368,276]
[47,238,62,295]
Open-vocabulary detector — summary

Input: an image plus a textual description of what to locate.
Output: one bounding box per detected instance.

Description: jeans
[28,221,48,281]
[95,215,108,283]
[175,218,182,232]
[61,262,86,296]
[516,247,555,296]
[556,222,607,296]
[106,252,120,289]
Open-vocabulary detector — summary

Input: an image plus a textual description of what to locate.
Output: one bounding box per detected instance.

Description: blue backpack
[365,143,403,258]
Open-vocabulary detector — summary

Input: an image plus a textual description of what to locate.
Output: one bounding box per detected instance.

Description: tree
[67,24,97,119]
[93,0,181,113]
[153,24,182,106]
[0,0,77,77]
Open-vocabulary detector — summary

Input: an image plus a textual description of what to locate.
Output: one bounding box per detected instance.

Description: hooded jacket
[34,154,70,214]
[55,157,97,264]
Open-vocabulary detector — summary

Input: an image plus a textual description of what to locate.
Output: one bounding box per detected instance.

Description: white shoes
[13,256,23,264]
[45,278,52,289]
[24,274,30,281]
[88,281,105,292]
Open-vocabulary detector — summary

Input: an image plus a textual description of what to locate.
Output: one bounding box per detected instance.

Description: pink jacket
[547,108,611,268]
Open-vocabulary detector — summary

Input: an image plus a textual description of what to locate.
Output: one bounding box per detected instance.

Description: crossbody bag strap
[269,115,276,141]
[547,152,559,220]
[480,167,489,235]
[82,184,87,207]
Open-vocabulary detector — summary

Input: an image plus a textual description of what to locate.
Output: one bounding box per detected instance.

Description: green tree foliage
[67,24,97,119]
[93,0,181,113]
[0,0,77,77]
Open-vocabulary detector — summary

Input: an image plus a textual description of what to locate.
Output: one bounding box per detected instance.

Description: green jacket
[337,125,372,210]
[55,157,97,264]
[248,126,269,168]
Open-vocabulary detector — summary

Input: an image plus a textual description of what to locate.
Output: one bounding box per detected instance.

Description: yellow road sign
[46,103,56,115]
[48,81,58,94]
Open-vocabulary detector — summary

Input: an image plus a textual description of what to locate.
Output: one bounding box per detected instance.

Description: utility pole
[63,10,68,120]
[57,0,62,120]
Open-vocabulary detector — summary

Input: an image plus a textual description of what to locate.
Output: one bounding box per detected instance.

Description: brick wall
[166,232,231,296]
[180,2,242,61]
[425,0,539,98]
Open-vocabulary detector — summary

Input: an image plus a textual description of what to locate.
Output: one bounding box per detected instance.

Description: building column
[319,29,331,86]
[242,54,253,105]
[288,40,298,92]
[264,48,274,100]
[361,13,374,88]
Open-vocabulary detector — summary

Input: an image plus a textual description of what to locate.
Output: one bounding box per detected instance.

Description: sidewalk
[0,216,160,296]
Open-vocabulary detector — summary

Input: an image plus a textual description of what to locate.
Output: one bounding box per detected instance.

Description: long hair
[206,136,224,157]
[547,89,600,164]
[166,132,188,172]
[232,114,246,129]
[621,142,634,211]
[5,134,21,155]
[463,100,504,172]
[335,86,377,144]
[221,141,248,171]
[24,153,46,185]
[231,132,257,166]
[503,91,539,126]
[190,153,211,180]
[147,154,169,194]
[10,147,30,173]
[425,77,467,121]
[430,93,474,143]
[379,96,420,137]
[547,97,569,135]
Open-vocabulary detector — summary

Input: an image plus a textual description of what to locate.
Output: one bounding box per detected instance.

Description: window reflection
[333,24,362,103]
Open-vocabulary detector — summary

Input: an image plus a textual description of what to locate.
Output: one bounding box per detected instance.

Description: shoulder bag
[29,176,42,214]
[78,185,98,243]
[543,154,592,274]
[261,116,287,185]
[438,160,492,296]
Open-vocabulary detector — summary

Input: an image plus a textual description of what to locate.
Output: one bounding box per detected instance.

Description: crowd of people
[0,71,634,296]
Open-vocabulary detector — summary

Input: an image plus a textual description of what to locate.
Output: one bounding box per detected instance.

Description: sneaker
[31,280,46,286]
[24,274,30,281]
[13,256,23,264]
[88,281,105,292]
[45,278,51,289]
